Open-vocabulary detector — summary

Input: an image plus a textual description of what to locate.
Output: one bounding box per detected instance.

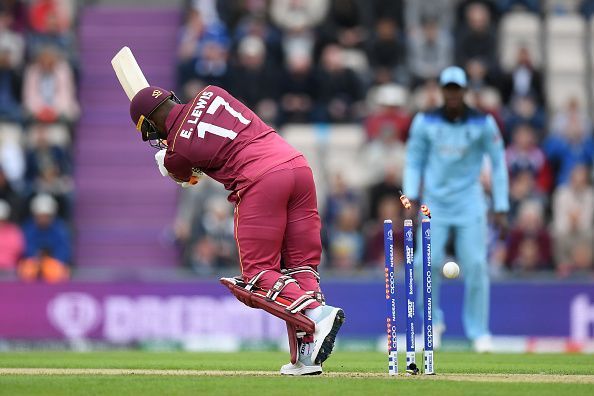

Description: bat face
[111,46,149,101]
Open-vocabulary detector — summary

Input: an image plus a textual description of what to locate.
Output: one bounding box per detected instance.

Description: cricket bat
[111,46,149,101]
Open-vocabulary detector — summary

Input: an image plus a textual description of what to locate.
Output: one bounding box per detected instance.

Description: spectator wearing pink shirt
[0,199,24,272]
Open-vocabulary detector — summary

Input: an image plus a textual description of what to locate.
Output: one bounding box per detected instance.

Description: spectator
[370,0,404,31]
[0,46,22,122]
[327,203,364,269]
[28,0,73,35]
[505,124,551,191]
[319,0,369,52]
[550,97,592,138]
[21,193,71,279]
[228,35,279,125]
[278,49,316,124]
[323,172,361,228]
[0,199,24,271]
[1,0,28,32]
[468,87,505,133]
[502,95,546,141]
[218,0,268,32]
[270,0,328,32]
[406,0,455,32]
[455,2,498,74]
[23,45,79,124]
[0,123,25,187]
[455,0,499,29]
[176,9,229,91]
[465,58,497,92]
[506,200,552,271]
[313,44,363,123]
[367,163,402,221]
[0,166,22,221]
[28,0,76,57]
[408,16,453,86]
[367,17,406,83]
[188,195,236,275]
[580,0,594,18]
[410,78,443,111]
[543,116,594,187]
[0,7,25,68]
[500,46,545,107]
[173,177,227,256]
[232,15,283,66]
[363,195,403,268]
[552,165,594,275]
[507,169,546,221]
[365,83,410,141]
[556,239,593,279]
[25,124,72,217]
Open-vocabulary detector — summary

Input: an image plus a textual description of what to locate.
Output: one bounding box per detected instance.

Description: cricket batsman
[128,84,344,375]
[403,67,509,352]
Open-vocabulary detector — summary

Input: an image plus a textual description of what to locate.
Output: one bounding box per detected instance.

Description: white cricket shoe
[473,334,494,353]
[306,305,345,365]
[280,342,322,376]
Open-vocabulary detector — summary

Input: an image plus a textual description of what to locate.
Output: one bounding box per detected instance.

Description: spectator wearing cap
[0,199,24,272]
[365,83,410,141]
[22,193,70,265]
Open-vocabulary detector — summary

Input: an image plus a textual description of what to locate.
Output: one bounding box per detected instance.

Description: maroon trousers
[230,156,322,308]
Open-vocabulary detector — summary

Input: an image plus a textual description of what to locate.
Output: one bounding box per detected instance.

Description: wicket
[383,215,435,376]
[384,220,398,376]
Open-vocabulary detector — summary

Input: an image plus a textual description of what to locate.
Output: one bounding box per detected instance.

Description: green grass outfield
[1,351,593,395]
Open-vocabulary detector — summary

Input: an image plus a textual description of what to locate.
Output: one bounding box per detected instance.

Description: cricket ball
[442,261,460,279]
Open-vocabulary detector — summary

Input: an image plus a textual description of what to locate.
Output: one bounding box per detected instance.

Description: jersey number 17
[183,95,250,141]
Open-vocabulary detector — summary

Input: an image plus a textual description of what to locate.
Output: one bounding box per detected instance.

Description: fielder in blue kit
[403,67,509,352]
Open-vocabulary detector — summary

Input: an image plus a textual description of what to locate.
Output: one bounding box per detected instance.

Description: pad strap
[266,275,298,301]
[282,266,321,281]
[245,270,270,291]
[220,277,316,334]
[286,293,318,313]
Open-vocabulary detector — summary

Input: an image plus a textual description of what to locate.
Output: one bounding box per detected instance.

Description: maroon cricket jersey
[163,85,302,191]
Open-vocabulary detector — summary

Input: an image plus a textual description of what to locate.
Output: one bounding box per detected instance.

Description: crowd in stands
[175,0,594,279]
[0,0,592,282]
[0,0,77,282]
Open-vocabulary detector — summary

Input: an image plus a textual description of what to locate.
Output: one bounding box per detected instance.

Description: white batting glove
[154,149,168,177]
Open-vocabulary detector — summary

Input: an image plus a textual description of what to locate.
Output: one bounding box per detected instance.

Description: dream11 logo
[47,292,101,339]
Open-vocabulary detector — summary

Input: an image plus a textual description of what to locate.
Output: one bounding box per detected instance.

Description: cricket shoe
[473,334,494,353]
[280,341,322,376]
[306,305,345,365]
